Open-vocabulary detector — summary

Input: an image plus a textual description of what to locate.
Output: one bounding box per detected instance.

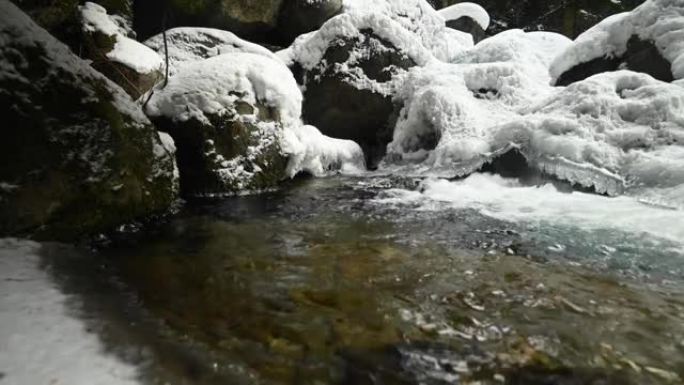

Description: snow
[80,2,162,75]
[144,27,282,76]
[285,12,434,72]
[550,0,684,83]
[389,39,684,200]
[439,2,491,30]
[0,238,140,385]
[376,173,684,249]
[145,52,303,126]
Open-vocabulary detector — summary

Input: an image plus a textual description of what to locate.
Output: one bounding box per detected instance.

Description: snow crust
[438,2,491,30]
[80,2,163,75]
[550,0,684,82]
[144,27,281,76]
[0,239,140,385]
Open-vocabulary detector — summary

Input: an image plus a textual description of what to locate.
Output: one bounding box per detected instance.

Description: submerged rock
[0,1,178,240]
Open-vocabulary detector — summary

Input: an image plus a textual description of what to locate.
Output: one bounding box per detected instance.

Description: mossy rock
[0,2,178,241]
[150,102,288,197]
[133,0,284,42]
[14,0,133,47]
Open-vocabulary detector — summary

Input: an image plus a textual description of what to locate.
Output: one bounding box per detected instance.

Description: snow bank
[144,27,281,76]
[0,239,139,385]
[438,2,491,30]
[80,2,162,74]
[550,0,684,82]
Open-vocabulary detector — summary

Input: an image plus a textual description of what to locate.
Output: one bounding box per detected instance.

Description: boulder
[284,13,432,168]
[551,0,683,86]
[14,0,133,47]
[79,2,163,99]
[144,53,298,196]
[555,35,674,86]
[0,1,179,241]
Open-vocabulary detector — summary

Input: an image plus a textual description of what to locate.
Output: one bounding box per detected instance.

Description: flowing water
[22,175,684,384]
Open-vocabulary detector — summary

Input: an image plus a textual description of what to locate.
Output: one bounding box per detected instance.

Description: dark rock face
[277,0,343,44]
[133,0,340,45]
[555,36,674,86]
[446,16,486,44]
[301,31,417,168]
[14,0,132,47]
[429,0,645,38]
[149,104,288,197]
[0,3,178,241]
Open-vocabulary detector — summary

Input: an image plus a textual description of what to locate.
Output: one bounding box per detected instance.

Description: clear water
[36,175,684,384]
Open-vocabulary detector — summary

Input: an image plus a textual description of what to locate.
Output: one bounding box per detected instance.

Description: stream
[7,174,684,385]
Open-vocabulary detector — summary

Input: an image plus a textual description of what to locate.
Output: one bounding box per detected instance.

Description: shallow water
[32,175,684,384]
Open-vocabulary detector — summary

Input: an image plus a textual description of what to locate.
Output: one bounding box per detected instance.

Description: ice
[438,2,491,30]
[282,124,365,177]
[0,239,140,385]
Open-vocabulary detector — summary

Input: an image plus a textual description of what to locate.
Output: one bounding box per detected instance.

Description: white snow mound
[144,27,281,76]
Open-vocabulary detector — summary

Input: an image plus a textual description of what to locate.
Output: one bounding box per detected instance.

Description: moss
[0,18,177,241]
[151,103,288,197]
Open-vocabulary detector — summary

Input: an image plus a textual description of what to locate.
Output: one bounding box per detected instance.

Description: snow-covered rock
[145,52,364,196]
[144,27,282,76]
[342,0,473,61]
[551,0,684,85]
[284,12,436,167]
[0,0,178,240]
[439,2,490,43]
[388,63,684,201]
[79,2,163,99]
